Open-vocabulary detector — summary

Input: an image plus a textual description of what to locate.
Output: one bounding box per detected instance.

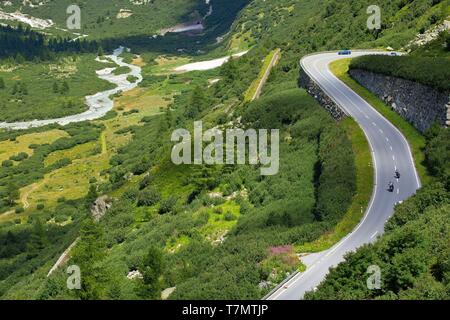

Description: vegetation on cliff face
[349,55,450,91]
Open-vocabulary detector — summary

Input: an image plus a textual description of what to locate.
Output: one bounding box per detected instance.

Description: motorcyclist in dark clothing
[388,181,394,192]
[395,170,401,179]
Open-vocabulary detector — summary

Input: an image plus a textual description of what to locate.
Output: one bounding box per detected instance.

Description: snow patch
[174,51,248,72]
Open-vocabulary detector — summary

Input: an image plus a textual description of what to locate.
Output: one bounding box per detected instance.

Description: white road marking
[370,231,378,239]
[269,52,422,300]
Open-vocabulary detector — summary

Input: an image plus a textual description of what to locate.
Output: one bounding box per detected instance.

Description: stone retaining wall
[299,68,347,121]
[349,69,450,133]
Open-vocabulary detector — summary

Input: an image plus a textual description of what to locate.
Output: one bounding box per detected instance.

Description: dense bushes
[0,200,86,298]
[305,183,450,300]
[349,55,450,91]
[137,188,161,207]
[424,125,450,182]
[241,89,356,226]
[0,123,103,212]
[307,126,450,300]
[9,152,28,162]
[0,25,100,62]
[314,125,356,222]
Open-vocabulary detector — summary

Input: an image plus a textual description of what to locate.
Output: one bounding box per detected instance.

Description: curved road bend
[267,51,421,300]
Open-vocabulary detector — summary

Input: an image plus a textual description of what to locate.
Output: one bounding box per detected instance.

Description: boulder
[91,195,112,221]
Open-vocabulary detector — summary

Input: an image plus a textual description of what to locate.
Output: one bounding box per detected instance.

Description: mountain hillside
[226,0,449,82]
[0,0,448,301]
[0,0,246,40]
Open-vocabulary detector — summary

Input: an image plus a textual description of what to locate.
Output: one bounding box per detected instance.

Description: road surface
[0,47,143,130]
[266,51,421,300]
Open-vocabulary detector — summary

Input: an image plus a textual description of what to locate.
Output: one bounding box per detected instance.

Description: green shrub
[238,200,251,215]
[158,195,178,214]
[15,206,24,214]
[139,174,154,190]
[9,152,29,162]
[2,160,13,167]
[101,110,118,120]
[127,75,139,83]
[122,188,138,202]
[424,126,450,180]
[137,188,161,207]
[123,109,139,116]
[224,211,237,221]
[350,56,450,91]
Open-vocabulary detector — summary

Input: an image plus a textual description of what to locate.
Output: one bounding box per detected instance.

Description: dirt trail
[251,49,281,101]
[21,179,46,209]
[47,237,80,277]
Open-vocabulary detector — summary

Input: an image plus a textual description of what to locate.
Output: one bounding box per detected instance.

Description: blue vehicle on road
[338,49,352,55]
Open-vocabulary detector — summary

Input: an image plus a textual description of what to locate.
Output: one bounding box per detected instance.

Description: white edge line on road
[268,54,381,300]
[310,52,421,190]
[270,52,421,300]
[270,51,421,300]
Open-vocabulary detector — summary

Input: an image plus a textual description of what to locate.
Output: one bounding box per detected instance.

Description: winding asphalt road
[266,51,421,300]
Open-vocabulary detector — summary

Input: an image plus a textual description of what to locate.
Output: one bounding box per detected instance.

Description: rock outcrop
[91,195,112,221]
[349,69,450,133]
[127,270,143,280]
[405,19,450,50]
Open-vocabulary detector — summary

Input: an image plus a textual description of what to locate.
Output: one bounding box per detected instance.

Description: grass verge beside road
[329,58,431,185]
[296,117,373,253]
